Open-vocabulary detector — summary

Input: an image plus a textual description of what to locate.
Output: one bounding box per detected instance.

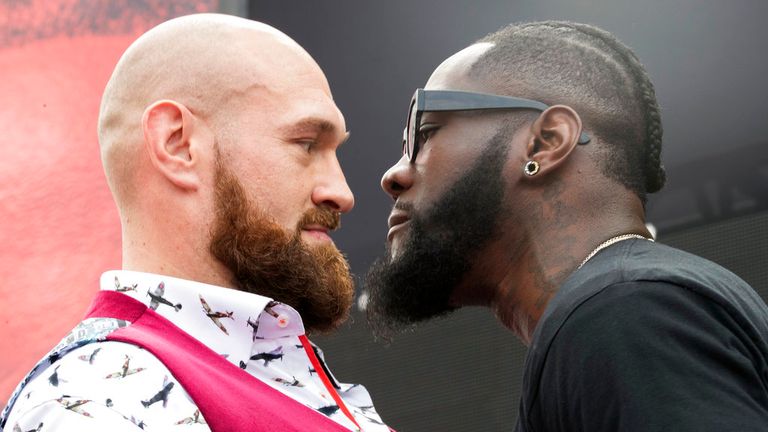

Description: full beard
[364,132,509,339]
[209,160,354,334]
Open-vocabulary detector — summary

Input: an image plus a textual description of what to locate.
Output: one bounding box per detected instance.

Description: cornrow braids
[555,22,666,194]
[471,21,666,201]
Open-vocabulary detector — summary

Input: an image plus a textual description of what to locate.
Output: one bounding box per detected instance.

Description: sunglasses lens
[401,127,408,157]
[407,99,417,160]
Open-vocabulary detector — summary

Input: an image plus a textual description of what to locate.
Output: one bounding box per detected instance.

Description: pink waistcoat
[85,290,352,432]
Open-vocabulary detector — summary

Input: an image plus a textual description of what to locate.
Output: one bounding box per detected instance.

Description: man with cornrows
[366,21,768,431]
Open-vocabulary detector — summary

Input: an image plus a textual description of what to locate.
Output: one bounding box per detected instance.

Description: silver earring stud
[524,160,540,176]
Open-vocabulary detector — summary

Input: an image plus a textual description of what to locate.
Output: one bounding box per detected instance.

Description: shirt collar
[100,270,305,363]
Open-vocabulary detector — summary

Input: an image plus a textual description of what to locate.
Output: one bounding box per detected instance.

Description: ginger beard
[209,158,354,333]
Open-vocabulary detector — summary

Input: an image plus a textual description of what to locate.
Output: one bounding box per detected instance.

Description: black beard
[365,131,509,338]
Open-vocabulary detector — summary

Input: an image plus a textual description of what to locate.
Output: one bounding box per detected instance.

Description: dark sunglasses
[402,88,591,161]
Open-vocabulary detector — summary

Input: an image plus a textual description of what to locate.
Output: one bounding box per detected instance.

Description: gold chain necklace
[578,234,653,269]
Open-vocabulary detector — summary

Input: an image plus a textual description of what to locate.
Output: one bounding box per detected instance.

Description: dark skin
[381,43,650,344]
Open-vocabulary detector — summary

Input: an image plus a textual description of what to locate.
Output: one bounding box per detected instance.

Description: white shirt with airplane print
[4,271,389,432]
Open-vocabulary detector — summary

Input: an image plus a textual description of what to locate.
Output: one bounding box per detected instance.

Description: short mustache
[298,207,341,231]
[393,200,414,214]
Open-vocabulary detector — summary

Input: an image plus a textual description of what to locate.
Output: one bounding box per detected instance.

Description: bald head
[99,13,329,206]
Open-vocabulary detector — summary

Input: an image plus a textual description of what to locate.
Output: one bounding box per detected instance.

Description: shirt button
[276,314,290,328]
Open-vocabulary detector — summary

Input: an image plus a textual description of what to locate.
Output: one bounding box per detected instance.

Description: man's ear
[142,100,203,191]
[524,105,584,176]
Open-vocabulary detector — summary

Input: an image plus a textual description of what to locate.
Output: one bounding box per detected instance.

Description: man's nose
[312,156,355,213]
[381,154,413,201]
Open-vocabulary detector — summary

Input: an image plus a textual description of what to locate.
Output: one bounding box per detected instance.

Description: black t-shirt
[516,239,768,432]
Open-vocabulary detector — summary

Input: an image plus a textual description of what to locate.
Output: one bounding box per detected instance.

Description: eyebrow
[281,117,350,145]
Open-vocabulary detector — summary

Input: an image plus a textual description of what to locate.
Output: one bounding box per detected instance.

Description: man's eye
[417,126,439,145]
[297,140,315,152]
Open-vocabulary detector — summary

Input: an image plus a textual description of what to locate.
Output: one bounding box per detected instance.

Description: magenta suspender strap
[84,291,351,432]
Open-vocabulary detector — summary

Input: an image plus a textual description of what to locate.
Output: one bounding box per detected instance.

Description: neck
[121,212,233,289]
[485,197,650,345]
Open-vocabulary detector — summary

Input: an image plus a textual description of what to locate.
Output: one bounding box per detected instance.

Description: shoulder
[5,341,205,431]
[548,279,767,368]
[544,240,768,357]
[532,280,768,431]
[553,281,736,353]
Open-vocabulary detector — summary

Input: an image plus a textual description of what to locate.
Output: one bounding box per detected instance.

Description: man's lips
[302,224,333,241]
[387,211,410,242]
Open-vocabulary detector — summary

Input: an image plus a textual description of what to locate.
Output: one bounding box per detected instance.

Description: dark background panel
[248,1,768,430]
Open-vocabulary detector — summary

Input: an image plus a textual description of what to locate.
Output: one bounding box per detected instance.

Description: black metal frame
[403,88,591,161]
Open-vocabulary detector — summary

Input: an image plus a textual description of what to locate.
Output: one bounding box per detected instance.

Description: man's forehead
[425,42,495,91]
[234,66,341,126]
[211,25,332,109]
[274,97,348,139]
[278,116,348,139]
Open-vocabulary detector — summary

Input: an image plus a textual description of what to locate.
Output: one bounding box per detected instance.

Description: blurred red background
[0,0,218,404]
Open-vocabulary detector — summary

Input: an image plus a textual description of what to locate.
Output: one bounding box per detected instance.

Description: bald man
[2,14,390,432]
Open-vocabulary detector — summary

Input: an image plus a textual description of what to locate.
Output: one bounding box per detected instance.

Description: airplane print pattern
[2,271,389,431]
